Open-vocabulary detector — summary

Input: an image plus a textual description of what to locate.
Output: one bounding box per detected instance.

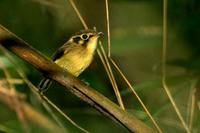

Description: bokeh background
[0,0,199,133]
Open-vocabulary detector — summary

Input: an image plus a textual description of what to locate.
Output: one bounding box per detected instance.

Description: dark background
[0,0,199,133]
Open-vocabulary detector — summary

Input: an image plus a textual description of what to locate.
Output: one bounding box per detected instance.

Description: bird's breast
[54,47,94,77]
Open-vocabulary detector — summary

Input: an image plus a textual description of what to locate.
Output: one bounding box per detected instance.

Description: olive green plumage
[38,29,102,91]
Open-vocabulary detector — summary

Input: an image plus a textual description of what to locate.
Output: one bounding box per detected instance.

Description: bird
[38,29,103,92]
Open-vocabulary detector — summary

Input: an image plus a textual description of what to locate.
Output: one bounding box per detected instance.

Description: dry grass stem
[68,0,88,29]
[0,24,154,133]
[103,0,125,109]
[105,0,111,57]
[68,0,125,110]
[41,94,91,133]
[97,49,124,110]
[0,45,89,133]
[99,42,125,110]
[109,58,163,133]
[0,79,23,85]
[188,88,196,130]
[0,62,29,133]
[162,0,190,132]
[0,86,62,133]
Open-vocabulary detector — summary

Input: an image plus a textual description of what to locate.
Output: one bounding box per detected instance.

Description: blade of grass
[188,88,196,130]
[162,0,190,132]
[97,49,124,110]
[0,46,67,133]
[103,0,125,109]
[105,0,111,57]
[0,61,29,133]
[0,124,15,133]
[159,118,185,130]
[99,42,125,110]
[0,86,64,133]
[103,0,162,128]
[41,94,90,133]
[68,0,88,29]
[68,0,125,110]
[0,46,89,133]
[0,24,154,133]
[0,79,23,85]
[109,58,163,133]
[186,80,196,130]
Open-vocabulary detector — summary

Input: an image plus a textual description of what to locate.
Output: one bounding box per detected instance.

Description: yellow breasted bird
[38,29,103,92]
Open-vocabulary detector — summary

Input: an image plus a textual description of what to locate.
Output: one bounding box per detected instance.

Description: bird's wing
[52,41,72,61]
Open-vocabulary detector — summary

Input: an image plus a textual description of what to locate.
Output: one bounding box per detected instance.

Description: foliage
[0,0,199,133]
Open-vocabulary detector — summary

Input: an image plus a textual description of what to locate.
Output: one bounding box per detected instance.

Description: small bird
[38,29,103,92]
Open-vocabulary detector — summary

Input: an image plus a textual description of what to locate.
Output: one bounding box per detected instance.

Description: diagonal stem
[162,0,190,132]
[0,24,154,133]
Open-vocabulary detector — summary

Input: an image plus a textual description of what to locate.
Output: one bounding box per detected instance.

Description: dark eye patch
[73,36,81,44]
[89,34,94,38]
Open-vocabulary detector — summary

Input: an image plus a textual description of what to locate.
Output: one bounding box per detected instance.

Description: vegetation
[0,0,199,133]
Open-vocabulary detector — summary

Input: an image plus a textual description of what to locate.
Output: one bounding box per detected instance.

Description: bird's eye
[81,34,89,40]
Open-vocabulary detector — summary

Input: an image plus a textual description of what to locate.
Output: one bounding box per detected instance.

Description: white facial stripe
[78,40,84,45]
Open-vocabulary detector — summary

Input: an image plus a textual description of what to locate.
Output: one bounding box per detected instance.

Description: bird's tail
[38,78,52,92]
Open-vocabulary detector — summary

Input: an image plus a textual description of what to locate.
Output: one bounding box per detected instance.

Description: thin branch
[162,0,190,132]
[103,0,125,109]
[99,42,125,110]
[41,94,90,133]
[0,79,23,85]
[0,45,88,133]
[67,0,125,110]
[109,58,163,133]
[0,86,62,133]
[97,49,124,110]
[188,88,196,130]
[68,0,88,29]
[105,0,111,57]
[0,62,29,133]
[0,25,153,133]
